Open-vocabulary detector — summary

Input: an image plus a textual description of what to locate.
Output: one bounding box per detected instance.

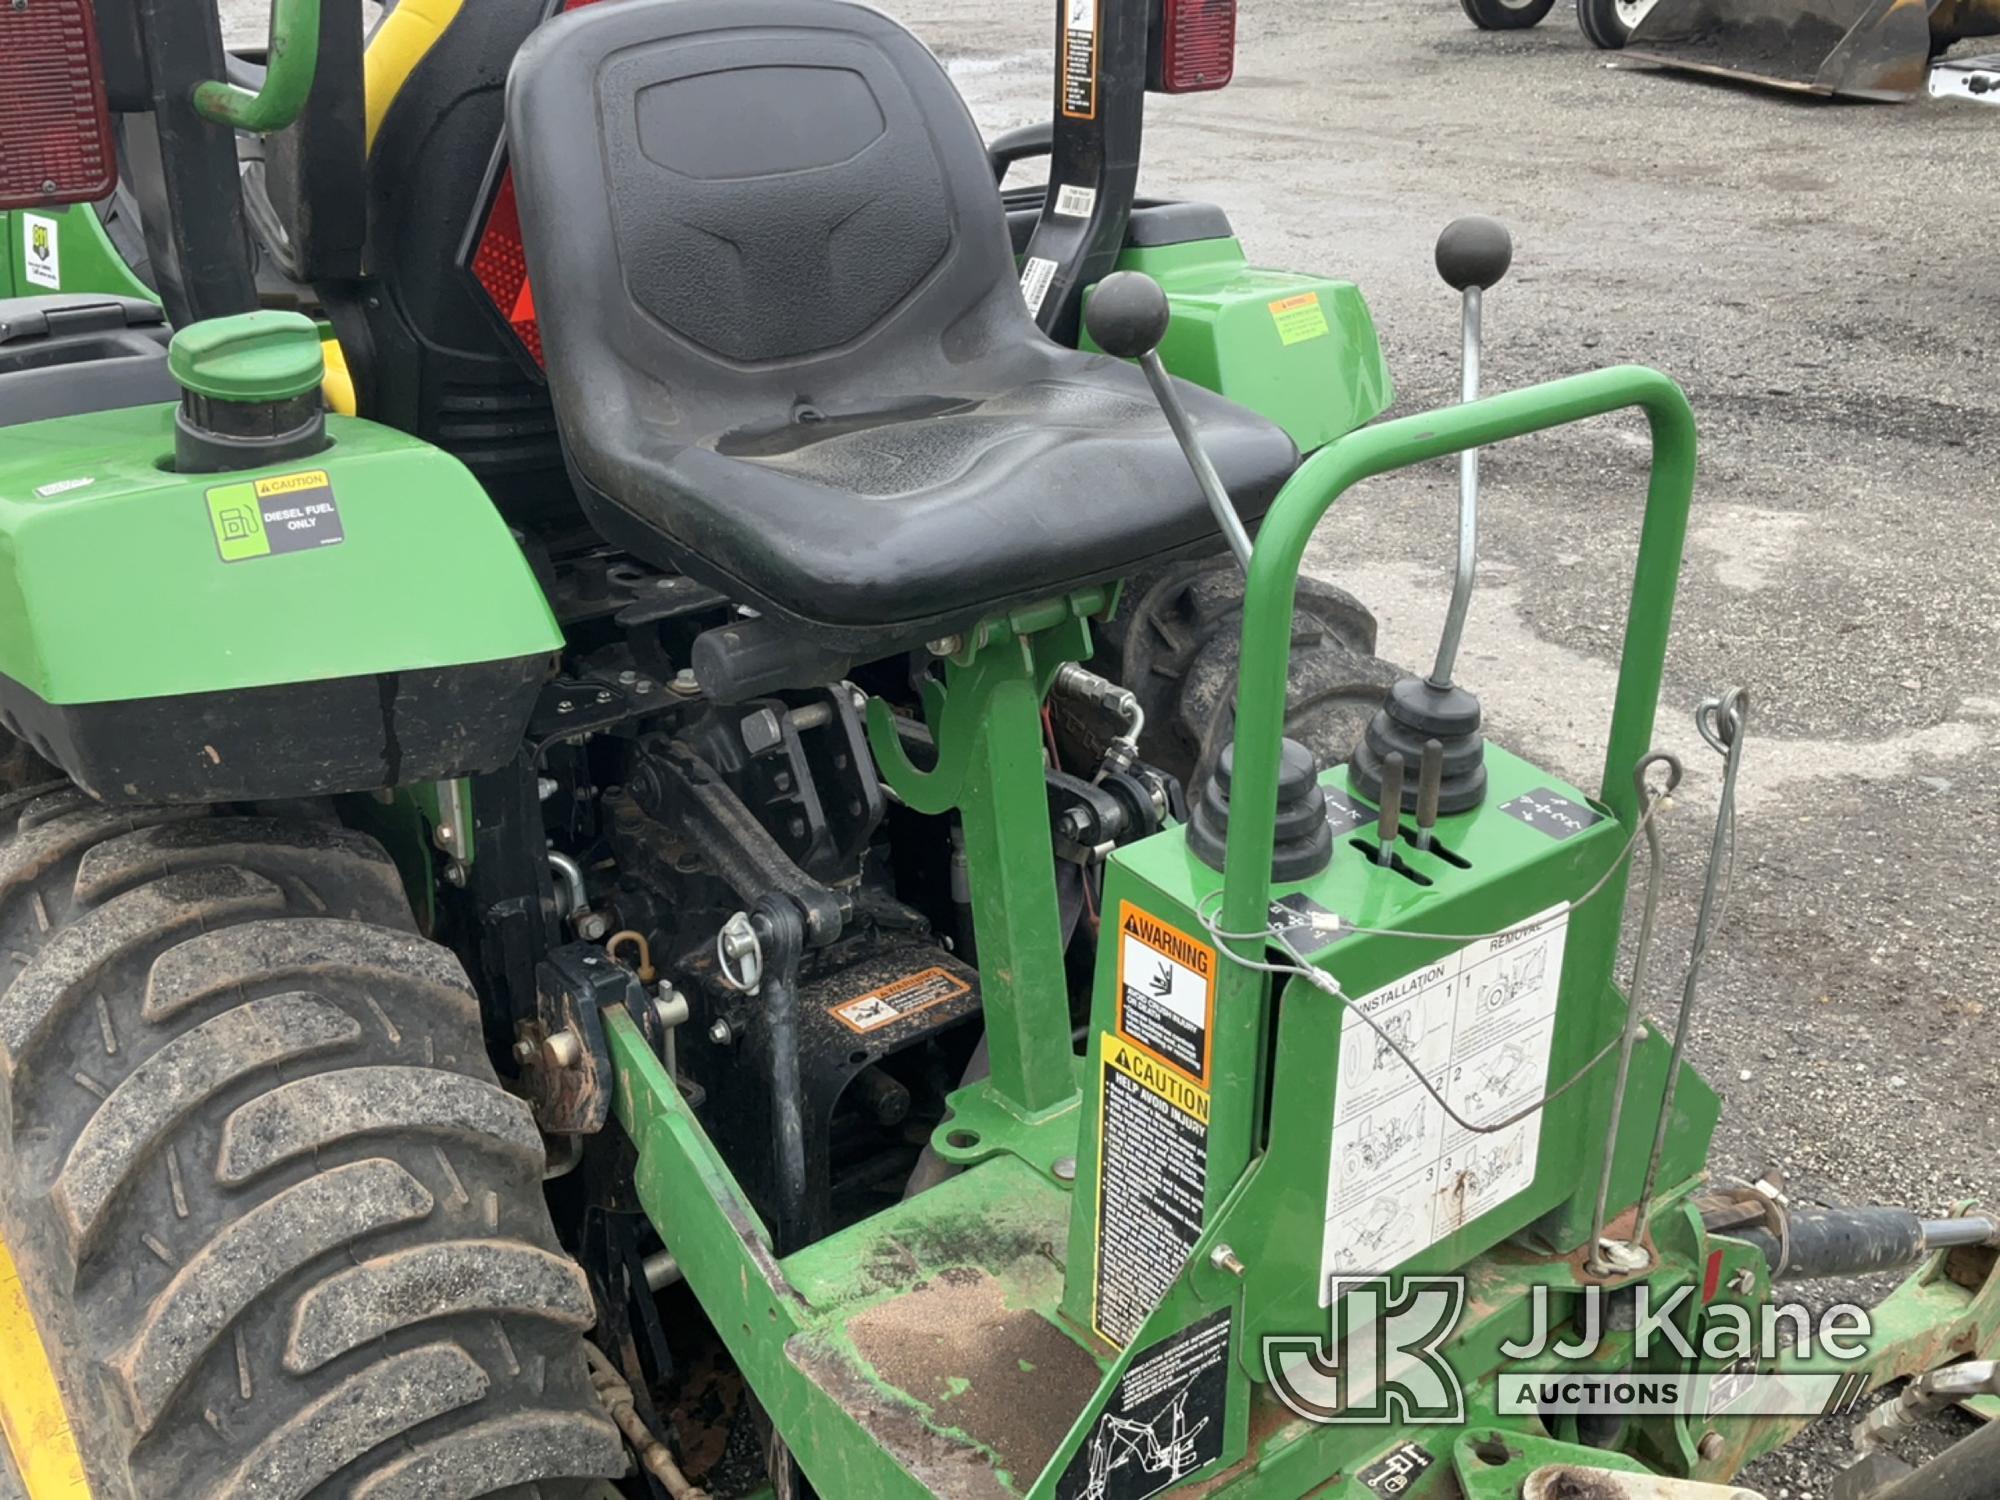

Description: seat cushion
[572,350,1297,643]
[509,0,1299,652]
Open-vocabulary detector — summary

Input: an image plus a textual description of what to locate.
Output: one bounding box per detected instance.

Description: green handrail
[1216,364,1698,947]
[191,0,322,133]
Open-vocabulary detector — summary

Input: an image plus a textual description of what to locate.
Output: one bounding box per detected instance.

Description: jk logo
[31,226,50,260]
[1262,1276,1467,1425]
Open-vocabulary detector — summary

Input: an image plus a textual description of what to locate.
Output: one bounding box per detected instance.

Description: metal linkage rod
[1634,688,1750,1229]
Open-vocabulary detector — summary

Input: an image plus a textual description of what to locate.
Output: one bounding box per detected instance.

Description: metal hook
[1632,749,1683,806]
[1696,687,1750,755]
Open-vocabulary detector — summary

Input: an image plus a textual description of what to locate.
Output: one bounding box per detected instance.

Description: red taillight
[1151,0,1236,93]
[0,0,116,210]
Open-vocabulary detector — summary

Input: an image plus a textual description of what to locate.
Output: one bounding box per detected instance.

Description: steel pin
[1376,751,1405,868]
[1414,738,1443,851]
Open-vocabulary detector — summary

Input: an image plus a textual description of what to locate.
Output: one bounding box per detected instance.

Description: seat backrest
[505,0,1030,446]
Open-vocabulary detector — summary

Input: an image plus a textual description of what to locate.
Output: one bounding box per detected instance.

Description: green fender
[0,403,562,800]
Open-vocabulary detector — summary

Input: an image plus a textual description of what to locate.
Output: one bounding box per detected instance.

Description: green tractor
[1,1,1995,1499]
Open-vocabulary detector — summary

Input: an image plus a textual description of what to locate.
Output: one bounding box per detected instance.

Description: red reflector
[464,0,610,368]
[0,0,116,210]
[1701,1249,1725,1303]
[471,168,544,366]
[1154,0,1236,93]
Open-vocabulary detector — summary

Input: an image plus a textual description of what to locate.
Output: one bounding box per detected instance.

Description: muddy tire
[1065,558,1393,792]
[1460,0,1558,30]
[0,742,59,796]
[0,790,626,1499]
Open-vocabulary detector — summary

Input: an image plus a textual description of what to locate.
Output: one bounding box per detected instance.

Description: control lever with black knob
[1349,216,1515,817]
[1091,271,1329,880]
[1083,271,1257,572]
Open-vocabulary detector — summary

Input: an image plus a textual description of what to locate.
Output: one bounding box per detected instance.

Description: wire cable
[1194,786,1672,1137]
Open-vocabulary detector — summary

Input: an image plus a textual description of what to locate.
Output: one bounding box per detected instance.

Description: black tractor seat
[507,0,1297,657]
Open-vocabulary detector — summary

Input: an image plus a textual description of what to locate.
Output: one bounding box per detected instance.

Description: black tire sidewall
[1577,0,1641,49]
[1461,0,1559,30]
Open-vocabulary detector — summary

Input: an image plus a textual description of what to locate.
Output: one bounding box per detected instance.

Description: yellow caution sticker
[1114,902,1216,1086]
[0,1234,90,1500]
[1091,1032,1211,1347]
[1270,291,1330,346]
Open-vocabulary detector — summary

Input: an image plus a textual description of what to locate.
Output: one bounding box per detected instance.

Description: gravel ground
[922,4,1999,1492]
[217,3,1997,1494]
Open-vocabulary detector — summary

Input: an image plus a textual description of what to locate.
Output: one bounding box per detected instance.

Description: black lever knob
[1435,216,1514,293]
[1084,271,1172,360]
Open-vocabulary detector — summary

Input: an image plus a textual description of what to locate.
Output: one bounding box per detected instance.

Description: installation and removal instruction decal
[1319,905,1569,1299]
[1055,1310,1229,1500]
[1114,902,1214,1085]
[829,966,969,1034]
[206,470,345,562]
[1093,1032,1208,1348]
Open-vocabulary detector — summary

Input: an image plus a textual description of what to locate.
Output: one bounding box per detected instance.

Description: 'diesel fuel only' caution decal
[1114,902,1215,1086]
[206,469,345,562]
[1092,1031,1209,1348]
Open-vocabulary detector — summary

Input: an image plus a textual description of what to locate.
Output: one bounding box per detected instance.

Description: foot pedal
[1930,54,2000,104]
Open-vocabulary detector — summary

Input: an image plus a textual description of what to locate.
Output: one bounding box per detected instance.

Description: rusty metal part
[1620,0,2000,101]
[520,943,663,1135]
[585,1341,710,1500]
[1853,1359,2000,1451]
[1524,1466,1768,1498]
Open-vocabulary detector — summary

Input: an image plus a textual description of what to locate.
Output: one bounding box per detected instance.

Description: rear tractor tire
[1460,0,1559,30]
[0,790,627,1499]
[1576,0,1661,48]
[1071,558,1396,795]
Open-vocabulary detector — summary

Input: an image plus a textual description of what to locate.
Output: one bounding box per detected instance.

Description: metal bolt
[1729,1266,1757,1296]
[707,1018,734,1046]
[669,669,700,697]
[42,180,58,197]
[435,823,456,846]
[576,911,609,942]
[557,698,575,715]
[542,1029,583,1069]
[1210,1244,1247,1277]
[511,1038,536,1065]
[926,635,962,657]
[618,669,638,685]
[1696,1431,1726,1463]
[537,776,559,802]
[441,860,469,888]
[741,708,783,755]
[1052,1156,1077,1182]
